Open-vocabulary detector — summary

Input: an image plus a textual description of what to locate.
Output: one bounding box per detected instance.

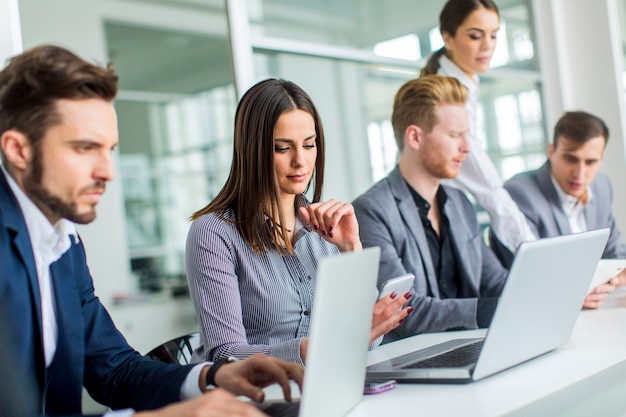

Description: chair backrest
[145,332,200,365]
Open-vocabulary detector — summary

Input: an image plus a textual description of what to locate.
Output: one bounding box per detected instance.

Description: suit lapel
[537,163,572,234]
[445,194,479,295]
[0,173,43,327]
[48,245,83,410]
[50,247,82,353]
[388,168,440,298]
[0,170,46,390]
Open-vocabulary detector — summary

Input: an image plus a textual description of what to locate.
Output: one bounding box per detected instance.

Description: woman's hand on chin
[299,200,362,252]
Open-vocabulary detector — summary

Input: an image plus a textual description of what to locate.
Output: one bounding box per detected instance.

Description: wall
[0,0,22,62]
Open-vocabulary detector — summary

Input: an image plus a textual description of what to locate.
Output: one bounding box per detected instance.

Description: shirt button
[303,310,310,316]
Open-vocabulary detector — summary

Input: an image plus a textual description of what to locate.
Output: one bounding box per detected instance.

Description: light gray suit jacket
[353,167,508,340]
[504,162,626,259]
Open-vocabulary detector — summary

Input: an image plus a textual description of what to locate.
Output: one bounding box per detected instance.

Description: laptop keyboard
[404,340,484,369]
[260,401,300,417]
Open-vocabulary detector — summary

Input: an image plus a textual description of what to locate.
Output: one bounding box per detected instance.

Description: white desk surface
[346,308,626,417]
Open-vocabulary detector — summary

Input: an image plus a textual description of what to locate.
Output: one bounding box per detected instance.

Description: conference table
[347,305,626,416]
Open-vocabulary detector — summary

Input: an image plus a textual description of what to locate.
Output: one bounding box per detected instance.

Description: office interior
[2,0,626,413]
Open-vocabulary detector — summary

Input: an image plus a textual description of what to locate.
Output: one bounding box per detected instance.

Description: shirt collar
[1,164,79,256]
[549,172,593,212]
[438,55,480,95]
[406,181,448,217]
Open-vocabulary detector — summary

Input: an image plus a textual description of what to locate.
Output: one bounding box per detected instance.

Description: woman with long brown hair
[186,78,412,366]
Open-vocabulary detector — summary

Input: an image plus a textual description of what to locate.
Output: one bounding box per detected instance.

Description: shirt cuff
[268,337,305,366]
[180,362,211,400]
[103,409,135,417]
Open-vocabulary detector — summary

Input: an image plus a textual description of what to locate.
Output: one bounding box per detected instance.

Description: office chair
[145,332,200,365]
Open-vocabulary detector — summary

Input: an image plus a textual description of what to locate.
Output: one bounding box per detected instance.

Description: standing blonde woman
[421,0,536,261]
[186,79,412,366]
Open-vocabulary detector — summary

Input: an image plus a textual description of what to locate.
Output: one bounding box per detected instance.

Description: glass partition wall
[104,12,237,293]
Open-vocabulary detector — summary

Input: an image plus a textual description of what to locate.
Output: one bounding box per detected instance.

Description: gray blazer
[504,162,626,259]
[353,167,508,340]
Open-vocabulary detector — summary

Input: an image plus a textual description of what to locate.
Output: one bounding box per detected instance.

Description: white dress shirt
[550,174,590,233]
[438,55,537,252]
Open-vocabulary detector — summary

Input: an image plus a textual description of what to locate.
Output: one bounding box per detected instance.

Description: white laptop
[261,246,381,417]
[366,229,609,383]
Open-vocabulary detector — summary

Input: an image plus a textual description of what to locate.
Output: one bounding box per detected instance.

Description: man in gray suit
[353,75,508,341]
[496,111,625,307]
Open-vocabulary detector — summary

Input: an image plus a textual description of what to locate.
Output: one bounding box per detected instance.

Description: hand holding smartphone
[378,273,415,300]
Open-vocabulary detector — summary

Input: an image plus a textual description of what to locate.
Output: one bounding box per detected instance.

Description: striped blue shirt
[185,196,340,365]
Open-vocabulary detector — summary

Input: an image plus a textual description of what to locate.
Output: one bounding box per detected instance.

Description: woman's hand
[370,292,413,343]
[299,199,362,252]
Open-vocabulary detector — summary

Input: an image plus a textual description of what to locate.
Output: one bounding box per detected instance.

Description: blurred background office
[2,1,626,411]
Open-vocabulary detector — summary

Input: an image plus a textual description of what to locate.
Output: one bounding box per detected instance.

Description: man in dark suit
[353,75,508,340]
[493,111,625,308]
[0,44,302,417]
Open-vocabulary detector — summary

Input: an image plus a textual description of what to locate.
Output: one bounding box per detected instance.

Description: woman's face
[443,6,500,77]
[273,109,318,202]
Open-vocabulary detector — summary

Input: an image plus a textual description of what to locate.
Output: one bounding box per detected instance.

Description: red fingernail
[404,292,412,299]
[329,232,333,238]
[399,319,405,324]
[314,225,319,230]
[321,231,326,236]
[390,292,397,300]
[328,226,333,232]
[407,307,414,314]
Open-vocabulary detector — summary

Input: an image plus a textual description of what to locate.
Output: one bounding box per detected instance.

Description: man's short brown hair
[553,111,609,149]
[391,75,467,152]
[0,44,118,165]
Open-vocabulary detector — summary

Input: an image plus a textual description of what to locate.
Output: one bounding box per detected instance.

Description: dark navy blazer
[0,170,193,416]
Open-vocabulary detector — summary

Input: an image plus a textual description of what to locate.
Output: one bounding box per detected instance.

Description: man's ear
[404,124,423,151]
[547,143,554,161]
[1,129,32,171]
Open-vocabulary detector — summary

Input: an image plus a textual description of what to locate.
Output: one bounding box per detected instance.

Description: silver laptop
[366,229,609,383]
[261,246,381,417]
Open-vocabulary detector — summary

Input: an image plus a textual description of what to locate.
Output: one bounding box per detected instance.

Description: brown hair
[391,75,468,151]
[420,0,500,77]
[0,44,118,166]
[190,79,325,254]
[553,111,609,149]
